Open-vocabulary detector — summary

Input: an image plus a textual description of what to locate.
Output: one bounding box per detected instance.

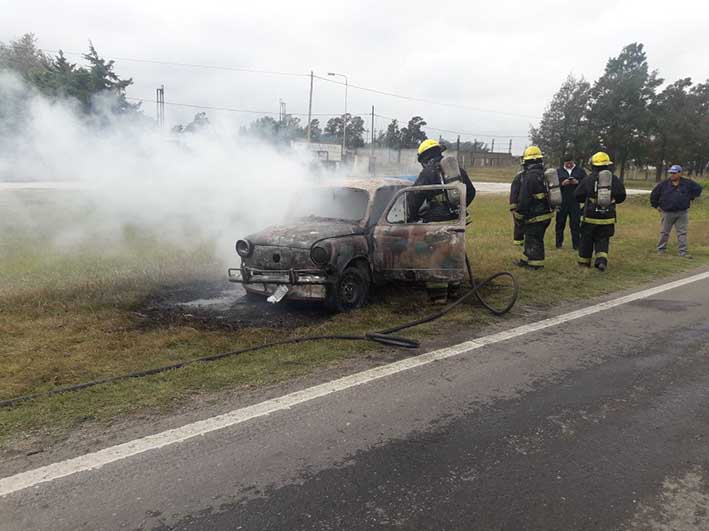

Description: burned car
[228,178,467,311]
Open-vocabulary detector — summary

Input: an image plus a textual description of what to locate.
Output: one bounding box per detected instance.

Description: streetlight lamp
[328,72,348,159]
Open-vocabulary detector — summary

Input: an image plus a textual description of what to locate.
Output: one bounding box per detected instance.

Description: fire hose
[0,255,518,409]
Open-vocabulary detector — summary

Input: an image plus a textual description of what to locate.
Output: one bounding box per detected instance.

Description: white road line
[2,271,708,497]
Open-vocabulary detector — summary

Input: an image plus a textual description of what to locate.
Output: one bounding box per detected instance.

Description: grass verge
[1,189,708,448]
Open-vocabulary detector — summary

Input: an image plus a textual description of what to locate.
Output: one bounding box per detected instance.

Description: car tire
[326,265,370,312]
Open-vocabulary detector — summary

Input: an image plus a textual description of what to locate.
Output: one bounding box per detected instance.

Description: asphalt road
[2,274,709,530]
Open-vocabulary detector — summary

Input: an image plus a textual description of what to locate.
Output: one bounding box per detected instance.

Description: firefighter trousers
[512,214,524,246]
[521,219,550,267]
[578,222,615,267]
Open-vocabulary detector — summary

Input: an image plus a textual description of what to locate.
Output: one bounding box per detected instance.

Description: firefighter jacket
[408,161,476,221]
[575,170,627,224]
[511,163,553,223]
[650,177,702,212]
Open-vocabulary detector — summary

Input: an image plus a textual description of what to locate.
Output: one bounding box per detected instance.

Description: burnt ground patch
[134,278,330,331]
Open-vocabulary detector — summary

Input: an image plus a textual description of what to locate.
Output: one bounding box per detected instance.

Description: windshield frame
[287,186,372,223]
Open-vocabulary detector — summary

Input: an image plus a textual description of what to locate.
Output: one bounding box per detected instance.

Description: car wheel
[326,265,370,312]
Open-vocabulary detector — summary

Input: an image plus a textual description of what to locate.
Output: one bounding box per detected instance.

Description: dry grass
[0,188,707,446]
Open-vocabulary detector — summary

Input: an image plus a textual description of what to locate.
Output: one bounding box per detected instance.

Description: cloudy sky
[2,0,707,153]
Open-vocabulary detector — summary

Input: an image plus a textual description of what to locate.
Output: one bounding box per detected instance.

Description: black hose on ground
[0,256,518,409]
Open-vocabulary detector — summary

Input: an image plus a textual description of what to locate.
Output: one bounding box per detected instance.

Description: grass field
[1,186,708,448]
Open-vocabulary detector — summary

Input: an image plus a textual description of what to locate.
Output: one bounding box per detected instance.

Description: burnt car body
[228,178,467,311]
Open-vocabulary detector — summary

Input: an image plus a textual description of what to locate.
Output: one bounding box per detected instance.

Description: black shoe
[528,265,544,270]
[514,259,529,268]
[595,262,607,271]
[555,245,563,250]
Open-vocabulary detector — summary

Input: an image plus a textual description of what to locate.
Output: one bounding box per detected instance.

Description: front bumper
[227,266,332,285]
[227,266,331,301]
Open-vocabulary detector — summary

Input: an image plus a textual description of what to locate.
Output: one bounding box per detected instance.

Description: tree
[588,43,662,178]
[306,118,322,142]
[245,114,304,144]
[0,34,139,117]
[80,42,137,114]
[647,78,694,180]
[687,81,709,176]
[324,113,365,149]
[384,119,401,149]
[0,33,51,83]
[248,116,280,140]
[400,116,427,148]
[346,115,365,148]
[530,74,592,164]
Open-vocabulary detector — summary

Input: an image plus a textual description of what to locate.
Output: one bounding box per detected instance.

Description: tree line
[531,42,709,179]
[0,34,138,117]
[241,113,434,150]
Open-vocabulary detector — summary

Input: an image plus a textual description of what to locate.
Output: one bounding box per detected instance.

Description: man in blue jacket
[650,165,703,258]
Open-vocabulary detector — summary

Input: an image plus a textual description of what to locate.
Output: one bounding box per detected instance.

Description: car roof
[320,178,411,195]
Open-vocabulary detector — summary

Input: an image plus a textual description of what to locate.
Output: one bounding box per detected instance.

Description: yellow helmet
[522,145,543,161]
[417,139,446,162]
[417,139,440,156]
[591,151,613,166]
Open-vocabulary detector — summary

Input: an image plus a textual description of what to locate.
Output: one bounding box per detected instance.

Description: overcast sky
[2,0,708,154]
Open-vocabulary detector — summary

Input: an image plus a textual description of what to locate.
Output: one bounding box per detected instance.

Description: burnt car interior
[386,187,462,224]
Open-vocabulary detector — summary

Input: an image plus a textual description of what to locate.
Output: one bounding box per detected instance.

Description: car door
[371,183,466,283]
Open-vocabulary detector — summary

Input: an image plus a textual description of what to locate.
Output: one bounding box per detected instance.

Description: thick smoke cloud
[0,72,315,265]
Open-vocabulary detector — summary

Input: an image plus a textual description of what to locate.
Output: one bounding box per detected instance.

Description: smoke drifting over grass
[0,71,313,266]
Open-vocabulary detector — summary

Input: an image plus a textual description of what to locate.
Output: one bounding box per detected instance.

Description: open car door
[372,183,467,283]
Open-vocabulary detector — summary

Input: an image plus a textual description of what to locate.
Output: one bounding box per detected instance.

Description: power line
[125,97,361,117]
[38,47,539,120]
[125,96,529,137]
[315,75,541,120]
[41,49,309,78]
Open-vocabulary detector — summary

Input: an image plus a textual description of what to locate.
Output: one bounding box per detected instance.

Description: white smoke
[0,71,316,266]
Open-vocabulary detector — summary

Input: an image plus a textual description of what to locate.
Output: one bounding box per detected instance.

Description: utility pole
[155,85,165,129]
[370,105,375,176]
[279,99,287,126]
[508,139,512,154]
[456,135,461,165]
[327,72,348,160]
[491,138,495,153]
[306,70,314,144]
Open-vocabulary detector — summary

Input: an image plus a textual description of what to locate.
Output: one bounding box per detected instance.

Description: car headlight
[310,245,330,266]
[236,239,253,258]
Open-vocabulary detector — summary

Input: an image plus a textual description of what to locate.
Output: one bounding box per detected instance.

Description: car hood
[246,220,364,249]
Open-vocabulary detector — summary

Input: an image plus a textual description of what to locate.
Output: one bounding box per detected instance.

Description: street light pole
[328,72,348,160]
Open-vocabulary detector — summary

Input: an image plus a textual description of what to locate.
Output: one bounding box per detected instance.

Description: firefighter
[511,146,553,270]
[408,139,476,222]
[575,151,627,271]
[409,139,476,303]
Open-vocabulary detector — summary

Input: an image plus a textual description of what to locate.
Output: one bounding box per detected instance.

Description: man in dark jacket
[575,151,626,271]
[410,139,476,303]
[510,146,553,269]
[554,154,586,250]
[650,164,703,257]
